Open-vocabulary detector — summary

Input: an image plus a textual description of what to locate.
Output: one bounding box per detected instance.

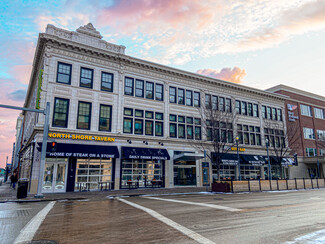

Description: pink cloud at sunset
[196,67,246,84]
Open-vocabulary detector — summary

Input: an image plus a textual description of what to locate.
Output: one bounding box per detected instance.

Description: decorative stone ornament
[76,23,103,39]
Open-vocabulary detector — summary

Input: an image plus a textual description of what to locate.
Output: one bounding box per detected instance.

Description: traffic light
[51,142,57,152]
[293,153,298,166]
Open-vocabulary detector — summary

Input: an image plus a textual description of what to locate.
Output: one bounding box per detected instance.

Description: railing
[221,178,325,193]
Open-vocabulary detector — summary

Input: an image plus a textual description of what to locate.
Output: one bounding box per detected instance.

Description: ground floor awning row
[122,147,170,160]
[37,142,119,158]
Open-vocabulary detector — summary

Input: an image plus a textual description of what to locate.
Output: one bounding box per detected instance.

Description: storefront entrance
[42,158,67,193]
[174,165,196,186]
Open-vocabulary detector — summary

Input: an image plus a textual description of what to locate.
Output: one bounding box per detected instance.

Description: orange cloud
[196,67,246,84]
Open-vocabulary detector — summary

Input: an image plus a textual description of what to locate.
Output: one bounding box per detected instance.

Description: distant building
[267,85,325,178]
[19,23,291,194]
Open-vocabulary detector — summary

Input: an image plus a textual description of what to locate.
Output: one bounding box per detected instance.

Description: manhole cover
[28,240,58,244]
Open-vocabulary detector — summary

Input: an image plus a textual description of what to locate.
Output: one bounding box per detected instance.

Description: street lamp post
[266,138,271,180]
[236,137,240,181]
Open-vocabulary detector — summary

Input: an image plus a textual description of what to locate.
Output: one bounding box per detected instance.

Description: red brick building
[267,85,325,178]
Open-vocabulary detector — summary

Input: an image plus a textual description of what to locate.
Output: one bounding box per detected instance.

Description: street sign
[231,147,245,151]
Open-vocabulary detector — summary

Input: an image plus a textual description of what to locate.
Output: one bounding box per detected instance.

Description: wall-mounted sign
[231,147,245,152]
[48,132,115,142]
[287,104,299,122]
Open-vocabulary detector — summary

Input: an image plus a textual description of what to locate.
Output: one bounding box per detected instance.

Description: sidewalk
[0,182,208,203]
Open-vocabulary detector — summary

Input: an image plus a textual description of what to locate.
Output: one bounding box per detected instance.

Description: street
[2,189,325,244]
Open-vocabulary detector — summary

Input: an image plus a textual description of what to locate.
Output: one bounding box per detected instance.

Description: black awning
[241,155,266,166]
[37,142,119,158]
[220,153,239,165]
[122,147,170,160]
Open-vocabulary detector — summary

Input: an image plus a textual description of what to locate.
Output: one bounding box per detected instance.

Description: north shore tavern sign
[48,132,115,142]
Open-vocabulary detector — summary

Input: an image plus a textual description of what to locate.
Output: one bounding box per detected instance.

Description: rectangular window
[146,82,154,99]
[207,128,212,141]
[205,94,211,109]
[195,127,201,140]
[145,111,154,119]
[169,114,177,122]
[135,109,143,117]
[134,119,143,134]
[194,92,200,107]
[241,101,247,115]
[123,118,133,133]
[303,128,315,139]
[125,77,134,96]
[226,98,232,113]
[101,72,113,92]
[219,97,225,111]
[235,100,241,114]
[77,101,91,130]
[306,148,317,157]
[145,121,153,135]
[52,98,69,127]
[256,134,261,145]
[186,90,193,106]
[212,96,218,110]
[135,79,144,97]
[320,149,324,156]
[124,108,133,116]
[57,62,72,84]
[262,106,266,119]
[301,104,312,116]
[194,118,201,125]
[317,130,325,140]
[170,123,177,137]
[178,124,185,138]
[248,103,253,116]
[187,125,193,139]
[155,122,163,136]
[250,134,255,145]
[244,133,249,145]
[178,88,185,105]
[267,107,272,120]
[277,108,282,121]
[169,87,176,103]
[155,112,163,120]
[314,108,325,119]
[178,116,185,123]
[272,108,277,120]
[80,68,93,89]
[99,104,112,131]
[186,117,193,124]
[155,84,163,101]
[253,104,259,117]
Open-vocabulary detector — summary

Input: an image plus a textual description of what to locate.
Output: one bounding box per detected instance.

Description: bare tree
[190,96,238,181]
[263,119,301,173]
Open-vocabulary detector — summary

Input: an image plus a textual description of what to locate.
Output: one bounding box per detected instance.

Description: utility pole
[0,102,50,198]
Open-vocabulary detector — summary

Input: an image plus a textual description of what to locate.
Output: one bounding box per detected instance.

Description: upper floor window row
[235,100,258,117]
[314,107,325,119]
[205,94,231,112]
[52,97,112,132]
[170,87,200,107]
[261,105,282,121]
[56,62,114,92]
[125,77,164,101]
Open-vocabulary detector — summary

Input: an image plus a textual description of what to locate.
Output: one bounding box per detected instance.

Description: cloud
[9,65,33,85]
[7,89,26,102]
[196,67,246,83]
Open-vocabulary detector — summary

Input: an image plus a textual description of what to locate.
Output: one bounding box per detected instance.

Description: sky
[1,0,325,168]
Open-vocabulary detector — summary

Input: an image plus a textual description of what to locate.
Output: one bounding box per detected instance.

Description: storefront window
[121,159,163,188]
[75,159,112,191]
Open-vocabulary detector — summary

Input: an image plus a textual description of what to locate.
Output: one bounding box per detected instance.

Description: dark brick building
[267,85,325,178]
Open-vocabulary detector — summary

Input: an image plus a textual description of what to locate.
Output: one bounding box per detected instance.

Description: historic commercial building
[267,85,325,178]
[18,24,291,194]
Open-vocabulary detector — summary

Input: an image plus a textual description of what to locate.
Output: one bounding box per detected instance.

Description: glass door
[42,160,67,193]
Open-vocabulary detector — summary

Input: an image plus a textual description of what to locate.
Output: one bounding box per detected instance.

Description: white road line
[13,201,56,244]
[285,229,325,243]
[143,196,241,212]
[117,197,215,244]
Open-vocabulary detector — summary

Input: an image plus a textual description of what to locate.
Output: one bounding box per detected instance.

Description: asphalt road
[4,189,325,244]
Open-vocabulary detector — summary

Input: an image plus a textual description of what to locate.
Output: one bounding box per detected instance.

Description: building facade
[20,24,290,194]
[267,85,325,178]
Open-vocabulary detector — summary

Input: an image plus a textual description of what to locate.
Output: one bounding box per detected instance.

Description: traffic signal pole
[0,102,50,198]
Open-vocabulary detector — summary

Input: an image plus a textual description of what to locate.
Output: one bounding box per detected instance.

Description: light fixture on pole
[266,138,271,180]
[235,136,240,181]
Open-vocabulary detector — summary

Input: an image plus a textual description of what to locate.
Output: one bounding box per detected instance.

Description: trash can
[17,178,29,199]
